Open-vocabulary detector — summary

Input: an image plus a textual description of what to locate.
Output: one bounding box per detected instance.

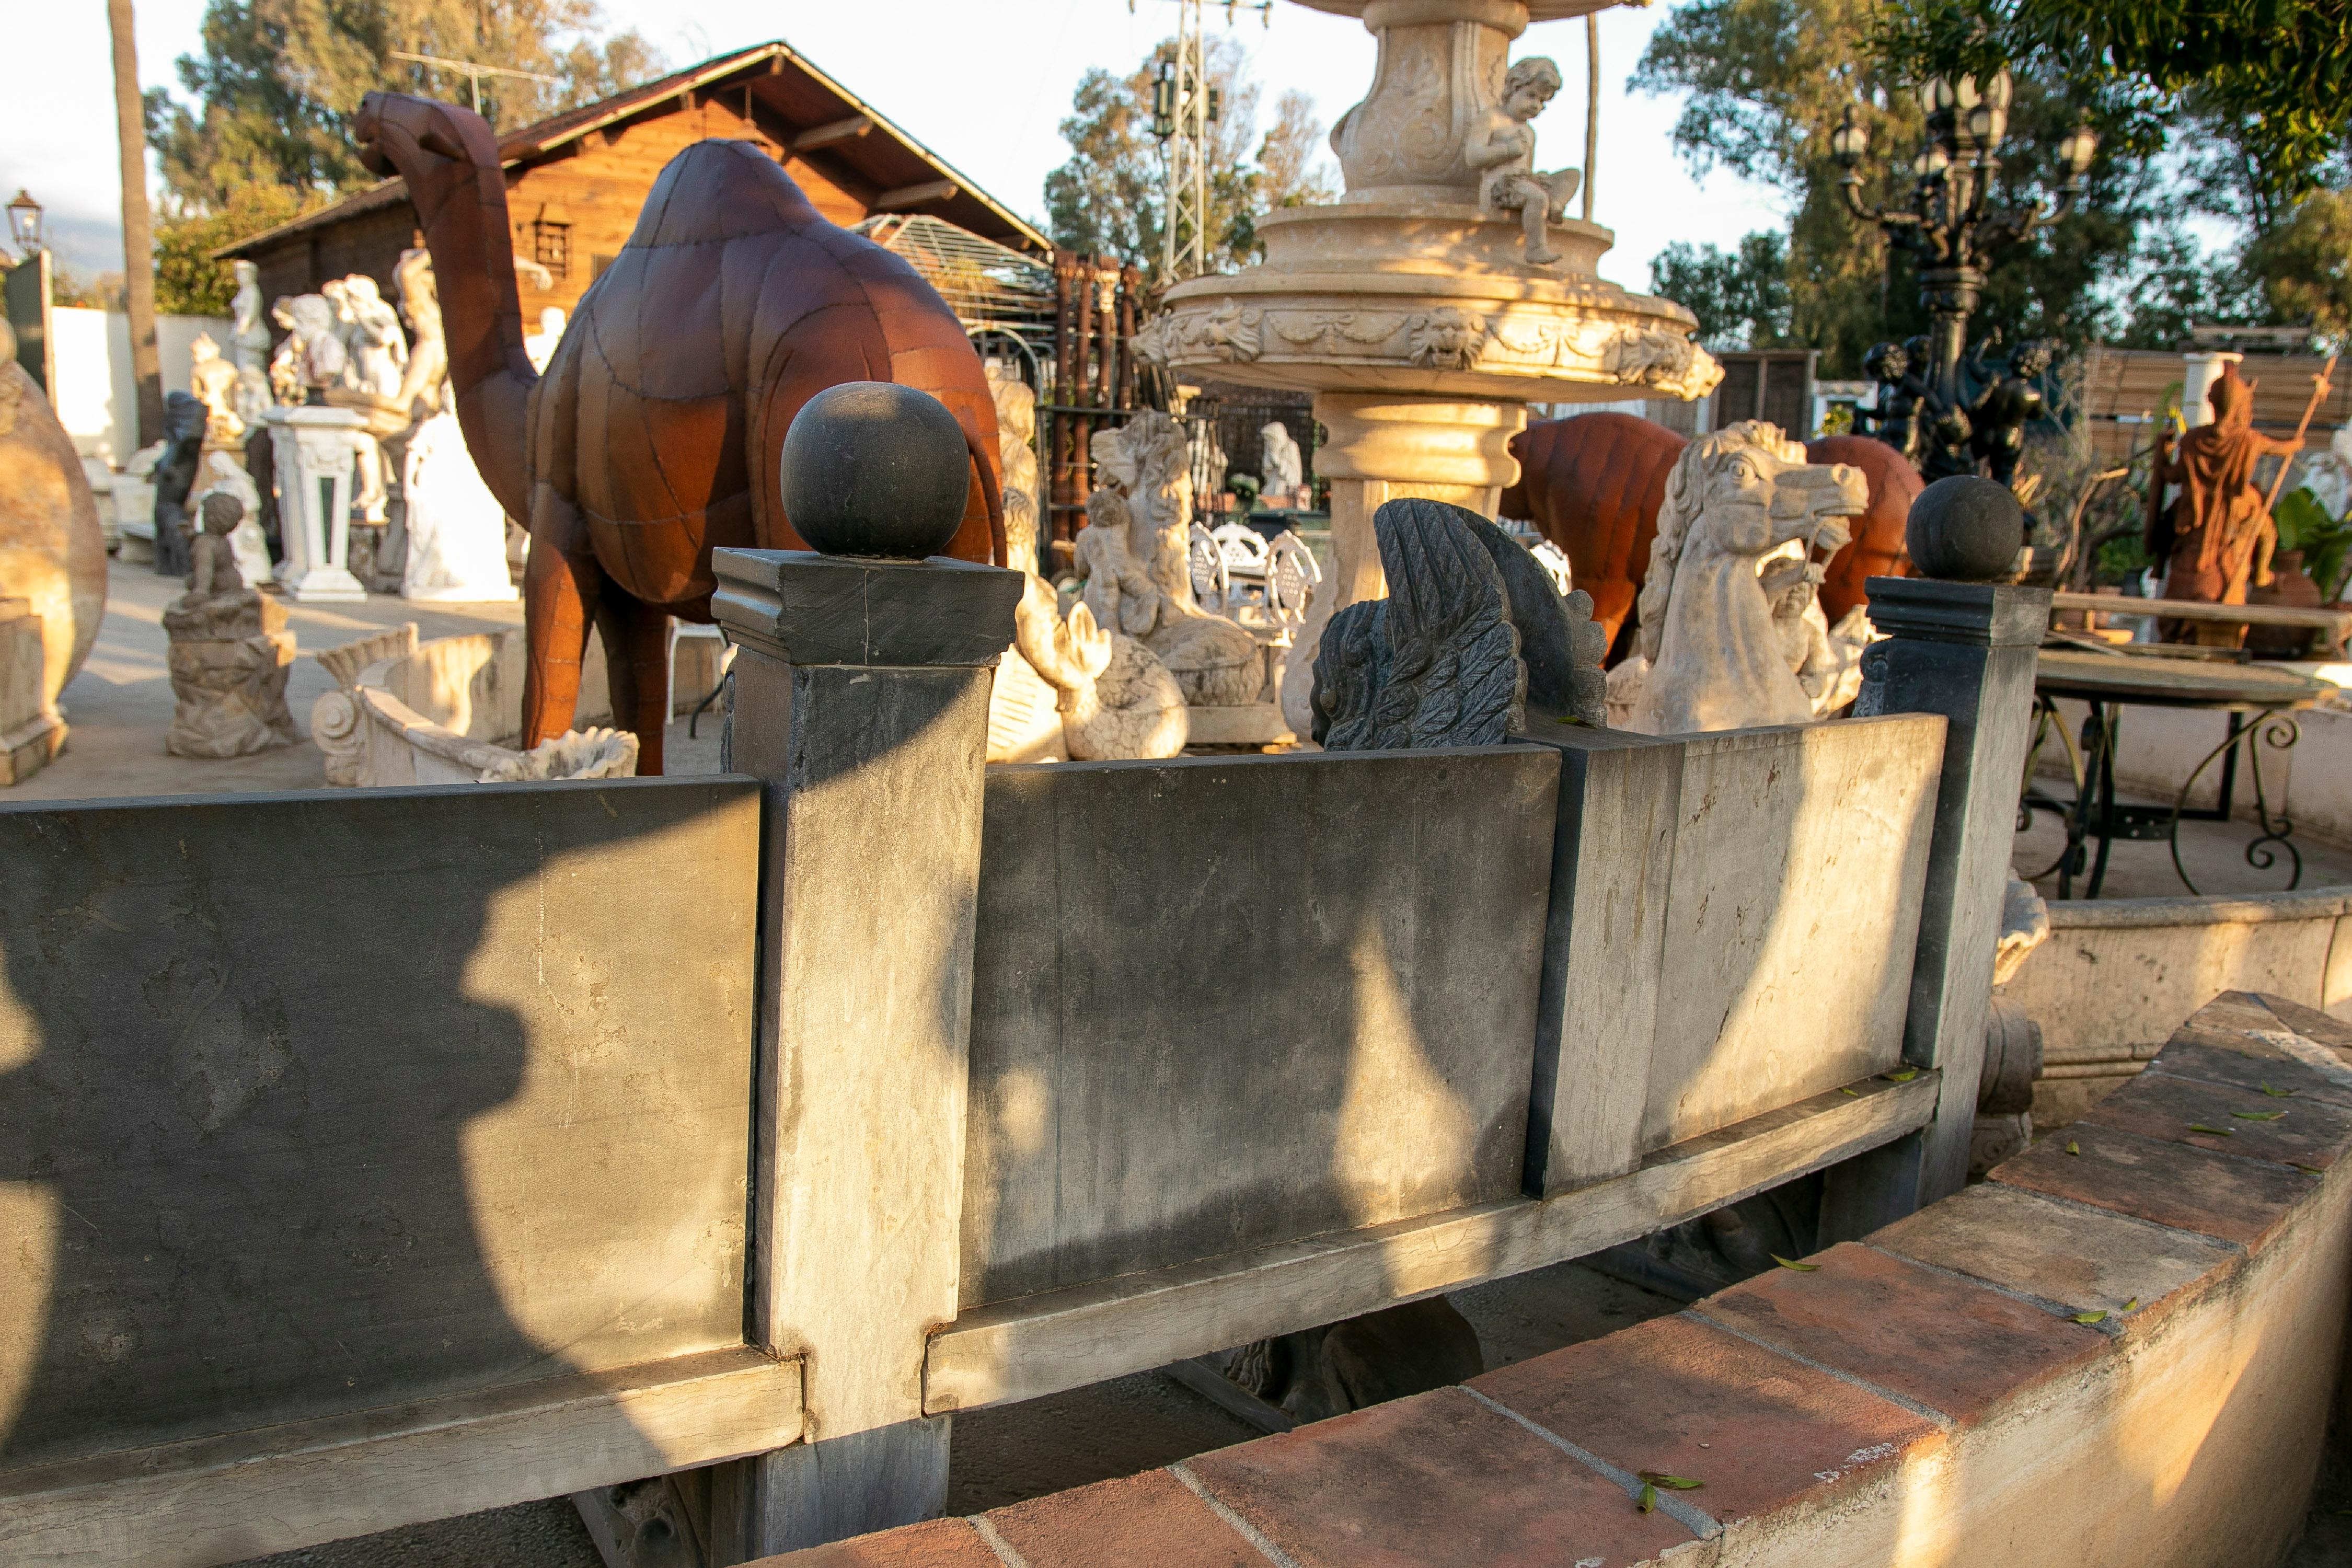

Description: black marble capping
[712,549,1022,668]
[1865,578,2051,648]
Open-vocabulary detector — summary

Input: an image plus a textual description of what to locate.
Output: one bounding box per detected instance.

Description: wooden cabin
[220,40,1050,328]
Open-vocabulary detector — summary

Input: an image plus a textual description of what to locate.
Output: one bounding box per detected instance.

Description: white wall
[48,307,233,467]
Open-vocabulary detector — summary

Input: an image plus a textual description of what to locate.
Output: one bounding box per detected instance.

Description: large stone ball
[779,382,971,560]
[1906,475,2023,582]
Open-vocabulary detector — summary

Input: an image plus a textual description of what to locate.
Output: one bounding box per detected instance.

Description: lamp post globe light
[6,190,43,258]
[1832,73,2096,476]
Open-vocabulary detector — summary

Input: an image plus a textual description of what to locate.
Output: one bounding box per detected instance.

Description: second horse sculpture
[355,93,1006,774]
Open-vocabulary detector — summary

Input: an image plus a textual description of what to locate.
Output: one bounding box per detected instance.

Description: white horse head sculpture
[1630,421,1866,735]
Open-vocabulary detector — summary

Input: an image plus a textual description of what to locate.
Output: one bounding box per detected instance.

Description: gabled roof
[220,40,1050,260]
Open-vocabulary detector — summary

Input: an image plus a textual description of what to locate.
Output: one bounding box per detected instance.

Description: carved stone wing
[1465,518,1608,728]
[1313,499,1527,752]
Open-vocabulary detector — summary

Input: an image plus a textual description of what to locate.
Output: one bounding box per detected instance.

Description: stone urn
[1138,0,1722,728]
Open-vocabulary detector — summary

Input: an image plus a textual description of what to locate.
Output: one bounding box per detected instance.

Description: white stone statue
[333,275,408,398]
[1466,57,1583,268]
[272,295,345,402]
[189,449,273,593]
[1077,412,1263,706]
[1260,420,1305,507]
[1623,421,1866,735]
[982,367,1186,762]
[187,332,245,452]
[401,399,518,602]
[229,260,274,422]
[524,306,567,375]
[391,248,449,420]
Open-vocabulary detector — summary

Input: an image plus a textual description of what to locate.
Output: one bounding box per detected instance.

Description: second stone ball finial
[780,381,972,560]
[1906,474,2025,582]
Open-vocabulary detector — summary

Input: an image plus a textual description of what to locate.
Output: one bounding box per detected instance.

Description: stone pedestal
[162,591,298,758]
[705,547,1022,1561]
[264,406,370,603]
[0,597,66,785]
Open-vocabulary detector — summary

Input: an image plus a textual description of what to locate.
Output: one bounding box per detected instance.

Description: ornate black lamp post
[5,190,43,259]
[1831,74,2097,432]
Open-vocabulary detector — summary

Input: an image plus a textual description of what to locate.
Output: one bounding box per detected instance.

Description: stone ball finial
[780,382,971,560]
[1906,475,2024,582]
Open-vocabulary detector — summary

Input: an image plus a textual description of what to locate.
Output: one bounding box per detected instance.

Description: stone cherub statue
[1623,421,1867,734]
[1466,56,1583,267]
[1076,412,1263,706]
[187,332,245,452]
[162,493,298,757]
[229,260,274,421]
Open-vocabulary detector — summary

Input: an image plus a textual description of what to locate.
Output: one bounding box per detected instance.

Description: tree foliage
[1870,0,2352,202]
[153,185,320,315]
[1635,0,2182,371]
[1043,36,1339,282]
[1651,232,1792,349]
[148,0,664,211]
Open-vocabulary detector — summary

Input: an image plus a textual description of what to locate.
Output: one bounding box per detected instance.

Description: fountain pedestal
[1140,0,1722,729]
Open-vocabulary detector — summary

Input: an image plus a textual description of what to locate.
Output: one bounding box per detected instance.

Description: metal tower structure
[1143,0,1270,282]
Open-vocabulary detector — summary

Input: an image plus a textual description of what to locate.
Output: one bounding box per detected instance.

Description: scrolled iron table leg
[2166,705,2305,895]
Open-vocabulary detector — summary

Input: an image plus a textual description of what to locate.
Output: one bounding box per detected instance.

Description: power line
[389,50,561,117]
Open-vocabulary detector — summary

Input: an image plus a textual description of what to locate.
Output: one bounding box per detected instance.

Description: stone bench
[750,988,2352,1568]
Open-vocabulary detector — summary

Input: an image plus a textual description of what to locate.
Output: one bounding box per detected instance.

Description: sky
[1,0,1789,295]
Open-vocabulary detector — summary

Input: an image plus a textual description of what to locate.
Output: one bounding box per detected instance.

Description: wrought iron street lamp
[1832,72,2097,426]
[6,190,43,258]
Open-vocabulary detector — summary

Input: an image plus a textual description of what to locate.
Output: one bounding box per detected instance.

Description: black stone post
[1820,479,2050,1236]
[700,384,1022,1562]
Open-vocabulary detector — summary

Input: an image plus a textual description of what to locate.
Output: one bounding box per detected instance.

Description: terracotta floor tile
[1991,1121,2318,1249]
[1185,1386,1696,1568]
[2080,1068,2352,1170]
[1870,1181,2235,1327]
[2145,1043,2352,1112]
[1468,1313,1935,1527]
[2252,992,2352,1052]
[1694,1241,2104,1425]
[746,1517,998,1568]
[987,1469,1260,1567]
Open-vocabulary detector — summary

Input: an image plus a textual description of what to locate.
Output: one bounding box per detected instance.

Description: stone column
[1281,392,1527,728]
[1325,0,1526,201]
[706,545,1021,1562]
[266,406,368,602]
[1818,572,2049,1236]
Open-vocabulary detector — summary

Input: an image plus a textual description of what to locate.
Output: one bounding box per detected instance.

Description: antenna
[1139,0,1270,282]
[389,50,562,118]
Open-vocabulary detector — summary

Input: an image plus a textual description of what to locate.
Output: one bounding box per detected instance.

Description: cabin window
[532,221,572,280]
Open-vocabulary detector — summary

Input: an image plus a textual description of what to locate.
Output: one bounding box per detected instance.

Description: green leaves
[1840,1087,1862,1097]
[2065,1140,2081,1156]
[2230,1110,2288,1122]
[1883,1067,1920,1083]
[1640,1472,1705,1490]
[1638,1482,1658,1513]
[2295,1163,2326,1175]
[2259,1083,2296,1098]
[2072,1309,2107,1324]
[2186,1123,2234,1136]
[1773,1254,1821,1271]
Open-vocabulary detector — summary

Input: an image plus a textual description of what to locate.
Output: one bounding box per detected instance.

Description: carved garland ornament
[1138,299,1723,400]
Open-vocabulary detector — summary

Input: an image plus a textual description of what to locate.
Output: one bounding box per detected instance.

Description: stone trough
[309,622,636,786]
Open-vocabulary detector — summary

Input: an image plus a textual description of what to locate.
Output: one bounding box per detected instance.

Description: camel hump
[627,141,824,248]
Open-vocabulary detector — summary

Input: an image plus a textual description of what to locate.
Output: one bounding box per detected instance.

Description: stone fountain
[1138,0,1721,726]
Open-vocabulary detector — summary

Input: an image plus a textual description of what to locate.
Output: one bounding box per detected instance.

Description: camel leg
[521,511,601,752]
[594,595,676,777]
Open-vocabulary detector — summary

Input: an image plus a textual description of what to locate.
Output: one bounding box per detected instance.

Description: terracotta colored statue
[1500,411,1920,659]
[1805,434,1920,622]
[354,93,1006,773]
[2147,364,2300,644]
[1498,412,1685,656]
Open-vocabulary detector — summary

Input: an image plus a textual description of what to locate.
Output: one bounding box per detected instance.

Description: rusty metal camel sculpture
[354,93,1006,774]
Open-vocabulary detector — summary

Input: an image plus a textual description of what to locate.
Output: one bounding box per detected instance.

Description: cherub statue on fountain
[1466,57,1583,268]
